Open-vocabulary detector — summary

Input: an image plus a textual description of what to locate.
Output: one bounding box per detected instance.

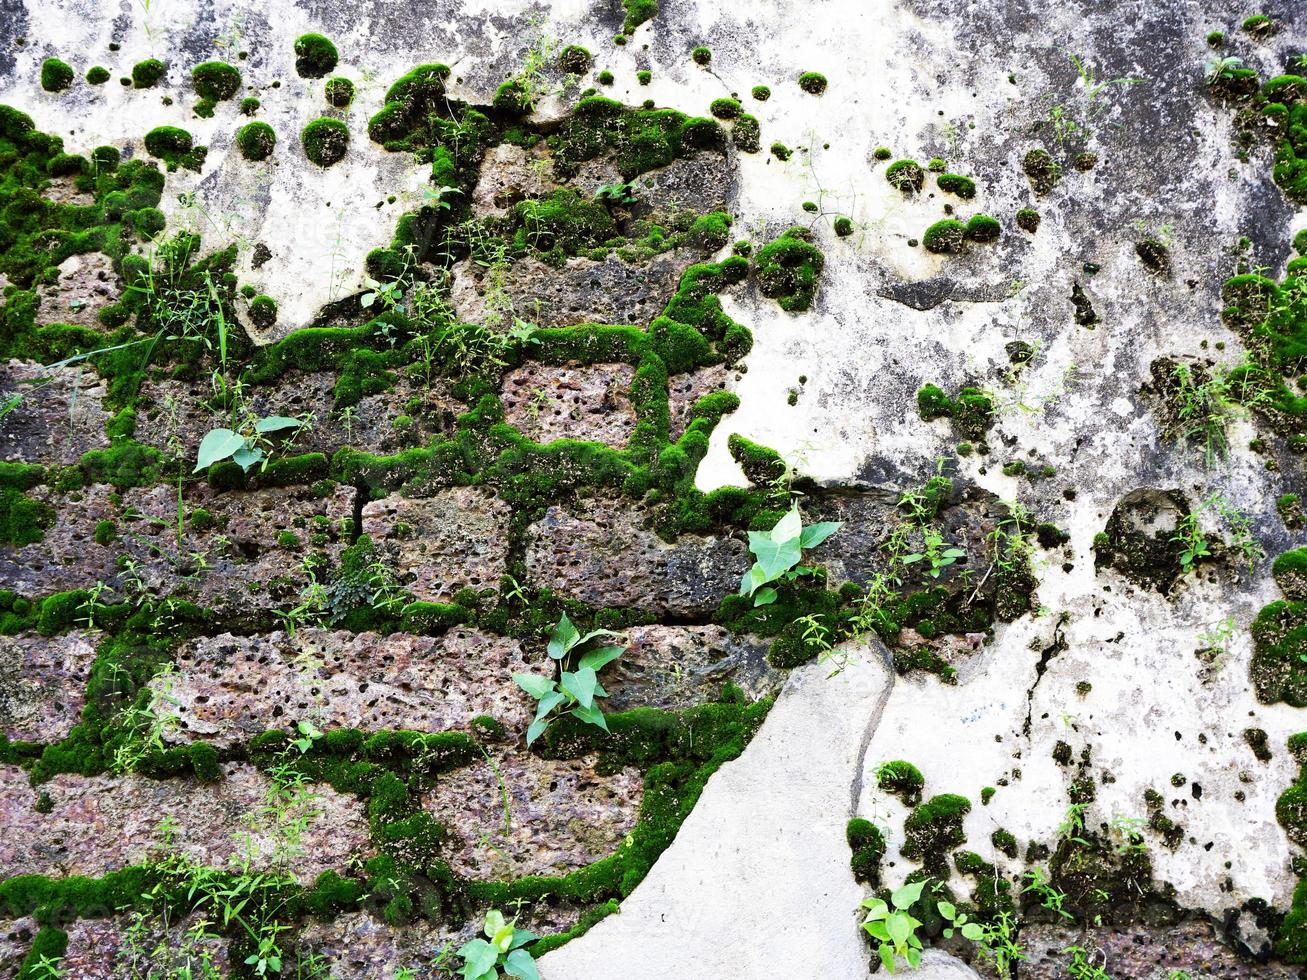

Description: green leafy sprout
[455,909,539,980]
[512,613,626,745]
[739,504,841,607]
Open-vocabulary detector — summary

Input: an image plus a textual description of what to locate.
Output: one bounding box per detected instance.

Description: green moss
[754,226,824,312]
[876,760,924,805]
[1251,599,1307,706]
[142,126,205,172]
[886,159,924,193]
[85,66,110,86]
[239,96,261,115]
[301,117,349,167]
[936,173,975,198]
[833,216,854,237]
[1016,207,1040,233]
[512,188,616,254]
[798,71,827,95]
[1275,548,1307,600]
[324,77,355,108]
[710,97,742,120]
[131,58,166,88]
[770,142,790,161]
[1242,13,1275,36]
[847,818,886,886]
[235,121,275,161]
[751,85,770,101]
[691,47,711,66]
[873,146,892,160]
[902,793,970,867]
[1023,147,1059,195]
[965,214,1000,243]
[732,114,760,154]
[559,45,592,75]
[191,61,241,101]
[0,463,53,546]
[991,828,1018,858]
[1206,30,1225,47]
[620,0,658,32]
[40,59,74,93]
[923,218,966,254]
[597,70,614,85]
[294,33,339,78]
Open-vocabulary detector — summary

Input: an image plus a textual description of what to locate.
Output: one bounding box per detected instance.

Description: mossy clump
[917,384,995,441]
[86,66,111,86]
[1023,147,1059,195]
[1242,14,1275,37]
[143,126,204,171]
[324,77,355,108]
[798,71,827,95]
[754,227,825,313]
[770,142,791,161]
[885,159,924,194]
[833,216,854,237]
[1274,549,1307,601]
[902,793,971,867]
[936,173,975,198]
[559,45,592,75]
[301,117,349,167]
[637,69,652,86]
[132,58,166,88]
[1206,30,1225,47]
[873,146,892,161]
[752,85,770,101]
[622,0,658,33]
[597,69,614,85]
[1279,493,1305,530]
[235,121,276,161]
[294,33,340,78]
[710,97,742,120]
[991,828,1018,858]
[40,58,75,93]
[923,218,966,254]
[1136,239,1170,274]
[965,214,1000,243]
[511,188,616,254]
[1016,207,1040,233]
[249,295,278,330]
[191,61,241,101]
[691,46,711,66]
[876,760,924,805]
[732,114,760,154]
[847,818,886,886]
[239,96,261,116]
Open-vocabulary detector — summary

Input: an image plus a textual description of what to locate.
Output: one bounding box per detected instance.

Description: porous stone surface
[362,488,512,602]
[603,624,783,710]
[0,918,37,978]
[163,628,533,746]
[1020,921,1297,979]
[424,749,644,879]
[0,631,97,742]
[59,915,232,979]
[0,762,369,884]
[501,360,637,448]
[34,253,120,329]
[667,365,730,440]
[525,500,750,617]
[449,251,692,330]
[0,359,111,464]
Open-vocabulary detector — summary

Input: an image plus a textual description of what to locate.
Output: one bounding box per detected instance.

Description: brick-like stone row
[0,763,370,885]
[131,371,463,461]
[161,627,535,747]
[362,488,512,603]
[424,749,643,879]
[501,361,637,449]
[0,631,98,743]
[0,359,111,465]
[525,500,749,618]
[0,482,353,613]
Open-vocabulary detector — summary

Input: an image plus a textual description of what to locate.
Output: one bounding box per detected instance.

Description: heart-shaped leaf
[571,702,609,732]
[525,717,550,745]
[456,939,498,978]
[193,428,245,472]
[753,586,778,607]
[800,520,842,549]
[562,667,598,708]
[254,415,304,434]
[512,672,555,700]
[891,880,926,910]
[232,444,264,472]
[770,506,803,544]
[578,645,623,672]
[548,613,579,659]
[483,909,507,940]
[504,949,540,980]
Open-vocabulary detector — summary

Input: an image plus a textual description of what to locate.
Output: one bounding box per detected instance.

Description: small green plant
[595,181,640,205]
[455,909,539,979]
[1022,866,1074,920]
[512,614,626,745]
[1064,945,1111,980]
[739,504,841,606]
[1204,56,1243,84]
[944,907,1025,979]
[860,880,927,973]
[900,528,966,579]
[194,414,306,473]
[1170,512,1211,570]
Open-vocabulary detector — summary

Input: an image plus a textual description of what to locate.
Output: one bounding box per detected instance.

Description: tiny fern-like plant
[740,504,841,606]
[456,909,540,980]
[512,613,625,745]
[861,880,927,973]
